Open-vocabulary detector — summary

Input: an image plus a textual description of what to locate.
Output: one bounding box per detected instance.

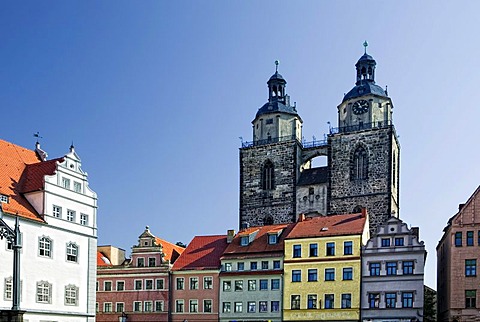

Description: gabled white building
[0,139,97,322]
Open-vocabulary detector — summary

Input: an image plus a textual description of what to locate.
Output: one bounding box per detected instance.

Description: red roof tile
[155,237,185,263]
[286,213,367,239]
[223,223,295,257]
[0,139,45,222]
[172,235,228,271]
[20,158,63,193]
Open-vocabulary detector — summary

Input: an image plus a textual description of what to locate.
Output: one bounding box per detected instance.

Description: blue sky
[1,1,479,288]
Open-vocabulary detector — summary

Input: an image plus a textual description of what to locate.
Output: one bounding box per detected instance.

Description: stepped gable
[0,139,45,221]
[172,235,228,271]
[286,213,367,239]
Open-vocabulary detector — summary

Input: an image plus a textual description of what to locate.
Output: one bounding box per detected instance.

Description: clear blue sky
[1,1,479,288]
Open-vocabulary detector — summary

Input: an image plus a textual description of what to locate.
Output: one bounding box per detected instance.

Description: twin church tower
[239,46,400,232]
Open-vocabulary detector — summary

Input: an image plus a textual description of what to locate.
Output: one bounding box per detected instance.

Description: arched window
[352,146,368,180]
[262,160,275,190]
[66,242,78,262]
[38,236,52,258]
[65,284,79,306]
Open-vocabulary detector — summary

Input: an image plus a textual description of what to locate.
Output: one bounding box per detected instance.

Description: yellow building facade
[283,213,369,321]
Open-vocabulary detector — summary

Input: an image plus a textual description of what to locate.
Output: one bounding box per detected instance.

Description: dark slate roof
[297,167,328,186]
[357,53,375,63]
[256,101,298,118]
[343,80,387,102]
[268,72,285,82]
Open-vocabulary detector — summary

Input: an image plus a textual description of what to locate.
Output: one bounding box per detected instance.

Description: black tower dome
[342,42,387,102]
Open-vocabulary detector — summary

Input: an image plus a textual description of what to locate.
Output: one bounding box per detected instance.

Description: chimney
[361,207,368,217]
[240,222,249,230]
[459,203,466,211]
[298,214,306,222]
[411,227,419,238]
[227,230,235,244]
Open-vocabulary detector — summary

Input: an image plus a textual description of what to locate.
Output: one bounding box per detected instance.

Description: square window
[369,293,380,308]
[466,290,477,308]
[259,279,268,290]
[222,302,231,313]
[386,292,396,308]
[104,302,112,312]
[325,268,335,281]
[155,279,164,290]
[291,295,300,310]
[261,261,268,269]
[292,270,301,282]
[271,300,280,312]
[240,236,249,246]
[386,262,397,275]
[0,194,9,203]
[67,209,76,222]
[144,301,153,312]
[403,261,414,275]
[369,262,380,276]
[53,205,62,218]
[343,241,353,255]
[80,213,88,225]
[203,299,212,313]
[326,242,335,256]
[104,281,112,291]
[466,259,477,276]
[225,263,232,271]
[145,279,153,290]
[273,260,281,269]
[234,301,243,313]
[293,244,302,258]
[248,280,256,291]
[248,301,256,313]
[137,257,144,267]
[381,238,391,247]
[308,269,317,282]
[271,278,280,290]
[402,292,413,308]
[134,301,142,312]
[268,234,277,244]
[116,302,125,312]
[203,276,213,289]
[395,237,404,246]
[308,294,317,309]
[155,300,164,312]
[223,280,232,291]
[250,262,257,270]
[309,243,318,257]
[235,280,243,291]
[176,278,184,290]
[343,267,353,280]
[325,294,334,309]
[190,277,199,290]
[148,257,156,267]
[237,262,244,271]
[116,281,125,291]
[259,301,268,312]
[341,293,351,309]
[134,280,142,290]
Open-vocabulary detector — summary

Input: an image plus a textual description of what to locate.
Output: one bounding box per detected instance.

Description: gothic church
[239,47,400,232]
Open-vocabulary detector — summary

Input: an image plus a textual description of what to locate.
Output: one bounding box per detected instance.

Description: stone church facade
[239,48,400,232]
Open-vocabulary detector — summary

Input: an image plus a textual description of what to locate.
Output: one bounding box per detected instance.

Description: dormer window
[0,194,9,203]
[268,234,278,245]
[240,236,249,246]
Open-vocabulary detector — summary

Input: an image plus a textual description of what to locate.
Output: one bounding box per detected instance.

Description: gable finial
[363,40,368,54]
[275,60,280,73]
[33,131,43,144]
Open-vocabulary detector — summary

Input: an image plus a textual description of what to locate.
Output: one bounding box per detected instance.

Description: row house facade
[96,227,184,322]
[0,139,98,322]
[437,186,480,321]
[361,216,426,322]
[171,234,229,322]
[283,212,370,322]
[218,223,294,322]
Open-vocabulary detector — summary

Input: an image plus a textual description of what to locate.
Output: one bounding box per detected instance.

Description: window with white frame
[73,181,82,193]
[145,279,153,290]
[156,279,164,290]
[61,177,71,189]
[67,209,76,222]
[204,299,212,313]
[38,236,52,258]
[116,281,125,291]
[144,301,153,312]
[116,302,124,312]
[176,300,184,312]
[190,277,199,290]
[0,194,9,203]
[4,278,12,300]
[52,205,62,218]
[190,299,198,312]
[104,281,112,291]
[36,281,52,303]
[137,257,145,267]
[65,284,78,306]
[203,276,213,289]
[66,243,78,262]
[155,300,164,312]
[80,213,88,226]
[134,280,142,290]
[133,301,142,312]
[104,302,112,312]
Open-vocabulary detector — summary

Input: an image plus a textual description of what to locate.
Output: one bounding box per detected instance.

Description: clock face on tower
[352,100,369,115]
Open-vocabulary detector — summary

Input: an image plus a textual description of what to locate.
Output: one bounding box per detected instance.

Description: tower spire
[275,60,279,73]
[363,40,368,54]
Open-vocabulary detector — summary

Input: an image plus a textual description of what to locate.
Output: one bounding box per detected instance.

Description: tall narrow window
[262,160,275,190]
[65,284,78,306]
[352,146,368,180]
[36,281,52,303]
[66,243,78,262]
[39,237,52,258]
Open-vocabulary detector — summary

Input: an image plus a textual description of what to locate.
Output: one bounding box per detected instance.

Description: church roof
[172,235,228,271]
[343,80,387,102]
[297,167,328,186]
[0,139,49,222]
[256,101,298,118]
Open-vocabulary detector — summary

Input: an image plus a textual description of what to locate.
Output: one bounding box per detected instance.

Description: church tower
[239,62,303,228]
[327,43,400,230]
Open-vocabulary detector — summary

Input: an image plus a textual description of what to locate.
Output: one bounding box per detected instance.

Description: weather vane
[33,132,43,143]
[363,40,368,54]
[275,60,280,73]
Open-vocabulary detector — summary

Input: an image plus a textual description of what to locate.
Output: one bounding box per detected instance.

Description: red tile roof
[20,158,63,193]
[172,235,228,271]
[223,223,295,257]
[286,213,367,239]
[155,237,185,263]
[0,139,46,222]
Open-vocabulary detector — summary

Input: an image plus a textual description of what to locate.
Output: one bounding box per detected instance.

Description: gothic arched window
[352,146,368,180]
[262,160,275,190]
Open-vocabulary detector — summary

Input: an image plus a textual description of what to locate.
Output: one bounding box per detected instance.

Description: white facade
[0,145,97,322]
